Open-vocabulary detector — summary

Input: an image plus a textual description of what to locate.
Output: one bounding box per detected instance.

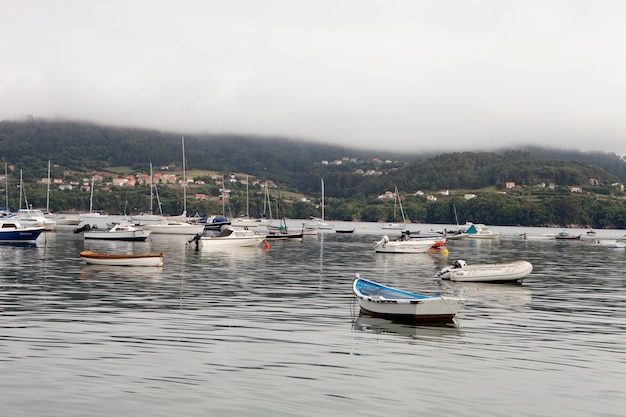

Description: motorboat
[555,231,582,240]
[373,235,436,253]
[520,232,556,240]
[463,222,500,239]
[437,259,533,283]
[82,220,152,241]
[265,229,304,241]
[188,226,266,249]
[352,275,465,323]
[0,217,44,241]
[148,220,205,235]
[79,250,163,267]
[200,215,231,230]
[17,209,56,231]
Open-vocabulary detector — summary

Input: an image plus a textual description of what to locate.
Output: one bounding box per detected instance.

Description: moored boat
[373,235,436,253]
[353,275,465,323]
[188,226,266,249]
[82,220,152,241]
[464,222,500,239]
[555,231,582,240]
[79,250,163,267]
[437,259,533,283]
[0,217,45,241]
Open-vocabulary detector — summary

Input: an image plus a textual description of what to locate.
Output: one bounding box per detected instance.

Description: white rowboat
[80,250,163,267]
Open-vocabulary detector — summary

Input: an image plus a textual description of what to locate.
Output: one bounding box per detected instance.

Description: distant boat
[373,235,437,254]
[555,231,582,240]
[80,177,108,220]
[336,229,355,234]
[353,275,465,323]
[187,226,266,249]
[380,185,406,230]
[82,220,151,241]
[464,222,500,239]
[80,250,163,267]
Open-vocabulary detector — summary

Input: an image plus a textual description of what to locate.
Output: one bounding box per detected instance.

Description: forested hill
[1,118,625,196]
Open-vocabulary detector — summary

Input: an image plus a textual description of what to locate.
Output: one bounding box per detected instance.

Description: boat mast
[182,136,187,217]
[221,174,225,216]
[149,161,154,215]
[321,178,325,222]
[89,176,94,213]
[46,160,51,213]
[4,162,8,212]
[246,175,249,218]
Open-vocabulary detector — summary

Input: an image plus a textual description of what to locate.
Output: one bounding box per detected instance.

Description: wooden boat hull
[353,276,465,323]
[438,260,533,283]
[80,250,163,267]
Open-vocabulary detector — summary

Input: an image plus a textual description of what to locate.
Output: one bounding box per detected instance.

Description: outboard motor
[454,260,467,268]
[73,224,91,234]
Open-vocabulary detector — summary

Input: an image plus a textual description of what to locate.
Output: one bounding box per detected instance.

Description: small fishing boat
[336,229,355,234]
[79,250,164,267]
[520,232,556,240]
[265,229,304,240]
[463,222,500,239]
[353,275,465,323]
[373,235,436,253]
[0,217,45,242]
[555,231,582,240]
[437,260,533,283]
[82,220,152,241]
[188,226,266,249]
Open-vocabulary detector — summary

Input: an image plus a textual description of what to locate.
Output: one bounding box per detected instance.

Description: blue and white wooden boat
[0,217,45,241]
[352,275,465,323]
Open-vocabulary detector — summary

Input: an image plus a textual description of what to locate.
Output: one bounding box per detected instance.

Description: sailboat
[80,176,108,220]
[265,184,303,240]
[231,175,265,228]
[17,168,57,231]
[149,137,204,235]
[309,178,333,230]
[380,185,406,230]
[131,162,169,225]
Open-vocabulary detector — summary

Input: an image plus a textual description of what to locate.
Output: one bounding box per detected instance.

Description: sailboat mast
[4,162,8,212]
[246,175,249,218]
[89,176,94,213]
[19,169,23,209]
[321,178,325,221]
[182,136,187,215]
[46,160,51,213]
[149,162,154,215]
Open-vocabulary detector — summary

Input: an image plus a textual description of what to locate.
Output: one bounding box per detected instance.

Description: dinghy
[80,250,164,267]
[437,260,533,283]
[352,275,465,323]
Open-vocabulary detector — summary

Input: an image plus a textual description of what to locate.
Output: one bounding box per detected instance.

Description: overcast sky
[2,1,626,156]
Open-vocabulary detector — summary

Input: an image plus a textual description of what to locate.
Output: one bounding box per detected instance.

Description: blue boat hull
[0,229,44,241]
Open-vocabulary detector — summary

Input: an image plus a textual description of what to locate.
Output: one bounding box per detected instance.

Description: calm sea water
[1,221,625,416]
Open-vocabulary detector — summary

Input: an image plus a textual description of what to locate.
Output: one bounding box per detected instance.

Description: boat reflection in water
[353,315,461,340]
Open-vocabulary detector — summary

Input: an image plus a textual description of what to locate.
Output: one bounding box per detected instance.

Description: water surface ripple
[1,223,624,416]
